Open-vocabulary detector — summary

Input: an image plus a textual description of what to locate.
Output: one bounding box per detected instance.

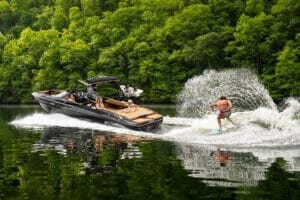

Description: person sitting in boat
[87,84,104,109]
[210,96,234,131]
[67,94,76,103]
[98,97,105,108]
[124,84,130,97]
[127,99,134,108]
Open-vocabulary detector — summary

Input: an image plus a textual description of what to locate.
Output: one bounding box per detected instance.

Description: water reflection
[30,127,300,189]
[174,143,300,187]
[1,128,300,199]
[31,127,146,175]
[213,148,231,167]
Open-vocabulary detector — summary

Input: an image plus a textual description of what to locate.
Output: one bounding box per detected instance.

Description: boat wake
[11,112,157,138]
[11,98,300,148]
[162,98,300,148]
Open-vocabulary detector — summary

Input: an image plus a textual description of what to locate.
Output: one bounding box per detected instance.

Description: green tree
[98,36,137,81]
[0,32,8,63]
[0,1,15,32]
[226,13,274,73]
[80,0,102,16]
[33,6,54,30]
[162,4,213,48]
[247,158,300,200]
[271,0,300,41]
[1,28,60,102]
[51,7,68,31]
[245,0,274,16]
[265,0,300,55]
[209,0,245,26]
[32,47,65,90]
[0,0,299,103]
[173,32,225,75]
[59,39,90,88]
[270,36,300,100]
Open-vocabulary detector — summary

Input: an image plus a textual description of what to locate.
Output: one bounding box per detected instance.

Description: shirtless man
[210,96,234,131]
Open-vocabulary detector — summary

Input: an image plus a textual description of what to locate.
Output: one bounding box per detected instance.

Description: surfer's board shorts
[218,110,232,119]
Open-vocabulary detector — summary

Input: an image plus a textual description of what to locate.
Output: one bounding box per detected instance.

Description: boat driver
[87,84,103,109]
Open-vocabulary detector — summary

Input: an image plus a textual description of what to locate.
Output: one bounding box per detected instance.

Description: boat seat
[105,99,128,108]
[110,107,156,120]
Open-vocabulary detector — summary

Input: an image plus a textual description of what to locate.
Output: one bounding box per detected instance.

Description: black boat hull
[32,92,162,132]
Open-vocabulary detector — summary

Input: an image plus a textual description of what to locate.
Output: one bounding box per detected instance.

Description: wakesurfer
[210,96,234,131]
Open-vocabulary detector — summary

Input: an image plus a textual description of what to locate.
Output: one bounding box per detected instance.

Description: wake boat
[32,76,163,132]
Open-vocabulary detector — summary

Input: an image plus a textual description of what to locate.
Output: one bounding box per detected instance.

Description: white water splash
[177,68,276,117]
[11,113,156,138]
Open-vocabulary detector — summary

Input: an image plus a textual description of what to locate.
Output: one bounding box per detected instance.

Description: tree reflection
[246,158,300,200]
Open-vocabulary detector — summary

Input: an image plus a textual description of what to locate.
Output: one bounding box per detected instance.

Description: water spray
[177,68,276,117]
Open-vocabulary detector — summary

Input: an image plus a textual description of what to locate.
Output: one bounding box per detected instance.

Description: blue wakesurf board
[210,129,222,135]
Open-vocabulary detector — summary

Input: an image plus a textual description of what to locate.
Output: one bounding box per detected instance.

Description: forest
[0,0,299,103]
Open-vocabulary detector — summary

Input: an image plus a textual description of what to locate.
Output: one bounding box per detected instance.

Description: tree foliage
[0,0,299,103]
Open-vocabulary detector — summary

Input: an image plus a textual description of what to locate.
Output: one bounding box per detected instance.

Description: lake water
[1,103,300,199]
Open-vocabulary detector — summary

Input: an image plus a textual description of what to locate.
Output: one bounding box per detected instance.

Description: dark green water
[0,105,299,200]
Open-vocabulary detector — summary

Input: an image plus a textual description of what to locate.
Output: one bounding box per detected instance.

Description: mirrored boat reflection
[31,127,146,175]
[175,143,300,187]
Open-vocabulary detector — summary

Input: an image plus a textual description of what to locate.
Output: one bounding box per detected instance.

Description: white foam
[11,112,157,138]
